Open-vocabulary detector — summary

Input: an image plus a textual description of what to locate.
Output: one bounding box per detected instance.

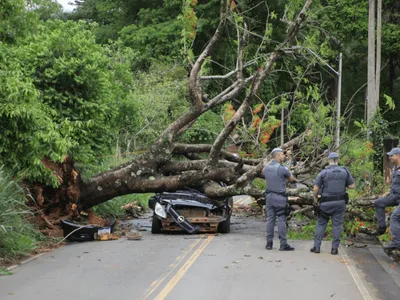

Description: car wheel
[217,216,230,234]
[151,213,163,234]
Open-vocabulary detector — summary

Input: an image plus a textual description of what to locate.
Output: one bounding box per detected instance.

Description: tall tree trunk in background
[367,0,376,124]
[375,0,382,103]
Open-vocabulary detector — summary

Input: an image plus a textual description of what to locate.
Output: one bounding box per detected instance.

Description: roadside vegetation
[0,168,45,265]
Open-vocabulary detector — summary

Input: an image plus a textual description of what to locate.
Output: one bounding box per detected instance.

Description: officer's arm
[282,165,296,182]
[313,186,320,201]
[313,171,323,201]
[344,168,356,189]
[347,183,355,189]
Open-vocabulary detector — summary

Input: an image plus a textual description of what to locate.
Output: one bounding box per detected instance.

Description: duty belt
[265,189,288,197]
[320,195,345,202]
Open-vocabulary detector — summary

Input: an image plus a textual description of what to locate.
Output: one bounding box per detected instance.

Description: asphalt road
[1,216,400,300]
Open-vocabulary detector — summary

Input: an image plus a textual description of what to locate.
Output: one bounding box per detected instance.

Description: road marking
[340,250,374,300]
[154,235,214,300]
[141,237,204,300]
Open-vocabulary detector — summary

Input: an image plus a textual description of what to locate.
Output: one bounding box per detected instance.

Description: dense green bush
[0,20,134,186]
[341,138,382,196]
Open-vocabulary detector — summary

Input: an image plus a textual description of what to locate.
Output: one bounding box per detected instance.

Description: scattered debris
[98,233,120,241]
[232,201,262,218]
[126,230,143,240]
[60,217,117,242]
[121,201,145,218]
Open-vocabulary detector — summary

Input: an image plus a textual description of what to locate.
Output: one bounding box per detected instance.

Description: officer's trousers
[313,200,345,249]
[374,193,400,228]
[266,193,288,246]
[390,205,400,246]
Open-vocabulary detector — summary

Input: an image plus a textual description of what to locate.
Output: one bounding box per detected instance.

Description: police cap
[271,148,284,155]
[328,152,339,160]
[387,147,400,156]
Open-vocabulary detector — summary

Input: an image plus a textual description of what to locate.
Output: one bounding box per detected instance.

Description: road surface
[1,216,400,300]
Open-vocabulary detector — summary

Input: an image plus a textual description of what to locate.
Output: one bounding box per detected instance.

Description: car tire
[151,213,163,234]
[217,216,230,234]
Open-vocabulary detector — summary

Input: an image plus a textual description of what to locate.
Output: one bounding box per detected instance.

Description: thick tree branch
[281,129,311,150]
[189,16,227,110]
[160,160,254,175]
[280,0,313,47]
[81,166,238,209]
[173,143,260,165]
[204,79,244,110]
[208,71,261,166]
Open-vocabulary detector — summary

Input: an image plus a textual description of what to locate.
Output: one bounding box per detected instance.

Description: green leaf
[383,94,395,110]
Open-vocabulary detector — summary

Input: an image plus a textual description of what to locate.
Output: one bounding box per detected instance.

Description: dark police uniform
[264,159,292,249]
[313,165,355,251]
[375,166,400,246]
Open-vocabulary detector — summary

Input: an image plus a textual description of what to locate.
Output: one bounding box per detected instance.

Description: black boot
[331,248,338,255]
[310,247,320,253]
[280,243,295,251]
[383,243,400,254]
[377,226,387,235]
[265,241,273,250]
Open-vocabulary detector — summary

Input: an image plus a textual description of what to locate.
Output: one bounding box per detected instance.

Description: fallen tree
[26,0,383,232]
[26,0,320,222]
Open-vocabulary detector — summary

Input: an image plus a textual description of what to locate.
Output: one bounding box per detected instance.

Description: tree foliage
[0,16,133,185]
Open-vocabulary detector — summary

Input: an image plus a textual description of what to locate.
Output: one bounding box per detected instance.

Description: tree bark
[375,0,382,103]
[367,0,376,123]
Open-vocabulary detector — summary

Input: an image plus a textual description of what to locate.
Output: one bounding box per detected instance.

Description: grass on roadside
[0,167,45,265]
[0,267,12,276]
[288,215,364,241]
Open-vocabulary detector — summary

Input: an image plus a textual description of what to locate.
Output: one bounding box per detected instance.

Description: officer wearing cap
[264,147,297,251]
[310,152,355,255]
[374,147,400,252]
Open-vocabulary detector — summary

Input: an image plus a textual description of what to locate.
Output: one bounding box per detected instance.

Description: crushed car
[148,188,233,234]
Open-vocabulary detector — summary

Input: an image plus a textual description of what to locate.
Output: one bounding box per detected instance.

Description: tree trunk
[375,0,382,103]
[367,0,376,123]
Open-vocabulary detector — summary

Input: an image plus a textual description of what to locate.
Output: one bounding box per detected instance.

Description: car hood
[159,190,223,210]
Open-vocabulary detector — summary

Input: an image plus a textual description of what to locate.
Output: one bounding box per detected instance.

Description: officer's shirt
[263,160,292,193]
[391,166,400,194]
[314,165,355,196]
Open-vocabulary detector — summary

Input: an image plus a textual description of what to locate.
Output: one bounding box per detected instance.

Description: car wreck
[148,188,232,234]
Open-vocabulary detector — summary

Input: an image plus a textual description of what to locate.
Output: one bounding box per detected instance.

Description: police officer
[310,152,355,255]
[374,147,400,252]
[264,148,297,251]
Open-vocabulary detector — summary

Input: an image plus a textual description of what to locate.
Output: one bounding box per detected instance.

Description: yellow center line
[141,236,205,300]
[154,235,215,300]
